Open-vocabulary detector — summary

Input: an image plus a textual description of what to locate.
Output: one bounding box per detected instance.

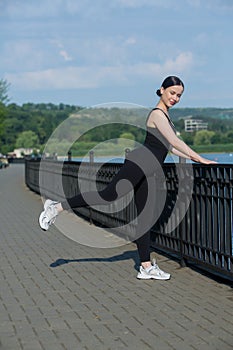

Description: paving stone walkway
[0,164,232,350]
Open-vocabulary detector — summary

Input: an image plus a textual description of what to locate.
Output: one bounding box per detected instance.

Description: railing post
[125,148,130,159]
[68,150,72,161]
[89,150,94,224]
[179,202,187,267]
[89,150,94,164]
[177,162,187,267]
[179,156,186,164]
[175,161,186,267]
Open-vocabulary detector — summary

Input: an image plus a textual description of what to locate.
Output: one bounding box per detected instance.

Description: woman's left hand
[200,158,218,164]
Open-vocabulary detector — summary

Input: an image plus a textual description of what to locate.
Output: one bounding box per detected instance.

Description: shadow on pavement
[50,249,140,271]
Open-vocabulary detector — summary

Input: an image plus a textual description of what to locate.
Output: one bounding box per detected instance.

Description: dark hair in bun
[156,76,184,97]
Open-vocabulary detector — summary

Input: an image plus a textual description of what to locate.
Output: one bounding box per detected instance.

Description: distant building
[8,148,39,158]
[184,117,208,132]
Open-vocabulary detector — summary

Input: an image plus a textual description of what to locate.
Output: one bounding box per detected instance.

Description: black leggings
[61,156,158,262]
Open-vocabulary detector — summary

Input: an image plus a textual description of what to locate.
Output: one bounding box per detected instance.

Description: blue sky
[1,0,233,108]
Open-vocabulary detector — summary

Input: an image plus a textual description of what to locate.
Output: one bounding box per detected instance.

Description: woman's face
[160,85,184,108]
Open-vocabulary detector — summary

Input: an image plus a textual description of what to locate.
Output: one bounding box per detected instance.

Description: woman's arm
[170,147,192,160]
[148,110,216,164]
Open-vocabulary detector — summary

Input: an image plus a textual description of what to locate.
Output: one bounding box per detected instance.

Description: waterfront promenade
[0,164,232,350]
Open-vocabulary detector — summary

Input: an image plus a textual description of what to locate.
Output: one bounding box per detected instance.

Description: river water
[62,152,233,164]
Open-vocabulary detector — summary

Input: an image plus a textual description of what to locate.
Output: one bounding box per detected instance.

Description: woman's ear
[160,87,164,95]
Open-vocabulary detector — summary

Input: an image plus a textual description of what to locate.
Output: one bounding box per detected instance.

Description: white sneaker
[137,259,171,280]
[39,199,58,231]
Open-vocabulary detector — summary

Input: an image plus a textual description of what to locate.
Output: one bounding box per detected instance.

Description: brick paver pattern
[0,165,232,350]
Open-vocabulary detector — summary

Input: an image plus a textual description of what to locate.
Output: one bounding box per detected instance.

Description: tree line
[1,78,233,156]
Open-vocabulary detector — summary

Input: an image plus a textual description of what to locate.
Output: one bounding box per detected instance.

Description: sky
[0,0,233,108]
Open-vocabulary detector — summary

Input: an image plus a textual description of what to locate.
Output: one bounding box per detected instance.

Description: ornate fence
[25,158,233,280]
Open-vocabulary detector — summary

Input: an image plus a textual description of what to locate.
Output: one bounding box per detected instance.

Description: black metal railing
[25,158,233,279]
[151,164,233,278]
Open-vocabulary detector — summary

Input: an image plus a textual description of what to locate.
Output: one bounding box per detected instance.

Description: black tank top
[143,108,176,164]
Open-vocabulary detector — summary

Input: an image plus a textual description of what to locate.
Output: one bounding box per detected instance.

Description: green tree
[15,130,39,149]
[180,131,194,145]
[117,132,136,150]
[0,103,7,147]
[0,79,10,104]
[194,130,215,146]
[119,132,135,141]
[210,131,222,144]
[226,131,233,143]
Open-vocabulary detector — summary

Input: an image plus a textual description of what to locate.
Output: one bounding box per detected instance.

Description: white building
[184,118,208,132]
[8,148,39,158]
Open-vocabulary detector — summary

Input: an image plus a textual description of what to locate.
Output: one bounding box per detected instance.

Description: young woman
[39,76,215,280]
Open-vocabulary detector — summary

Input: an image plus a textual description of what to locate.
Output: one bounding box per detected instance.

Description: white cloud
[0,0,112,19]
[1,0,61,18]
[186,0,233,11]
[2,0,232,22]
[6,66,126,90]
[59,50,73,61]
[114,0,172,8]
[50,40,73,62]
[209,0,233,10]
[124,37,137,46]
[5,52,194,91]
[194,33,209,46]
[2,40,46,71]
[163,52,194,72]
[186,0,201,7]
